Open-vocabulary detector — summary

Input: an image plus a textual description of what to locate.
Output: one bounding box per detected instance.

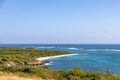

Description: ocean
[0,44,120,74]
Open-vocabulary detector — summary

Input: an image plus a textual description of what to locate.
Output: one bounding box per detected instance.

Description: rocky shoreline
[2,60,49,66]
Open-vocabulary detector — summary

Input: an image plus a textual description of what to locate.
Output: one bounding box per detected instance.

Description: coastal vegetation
[0,66,120,80]
[0,47,120,80]
[0,47,69,66]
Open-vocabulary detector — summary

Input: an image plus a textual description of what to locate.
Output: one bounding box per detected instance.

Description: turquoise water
[0,44,120,74]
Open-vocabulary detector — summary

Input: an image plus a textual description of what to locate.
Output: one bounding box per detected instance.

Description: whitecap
[104,49,120,52]
[37,47,55,49]
[86,49,120,52]
[67,48,79,50]
[44,61,53,66]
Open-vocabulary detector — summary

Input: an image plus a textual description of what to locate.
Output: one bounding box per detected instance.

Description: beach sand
[36,54,79,61]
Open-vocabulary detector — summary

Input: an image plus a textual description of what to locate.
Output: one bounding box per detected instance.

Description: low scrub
[0,66,120,80]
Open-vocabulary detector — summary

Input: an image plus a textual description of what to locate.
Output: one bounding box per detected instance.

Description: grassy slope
[0,72,44,80]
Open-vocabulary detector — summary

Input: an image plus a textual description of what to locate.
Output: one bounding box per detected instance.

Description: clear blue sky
[0,0,120,44]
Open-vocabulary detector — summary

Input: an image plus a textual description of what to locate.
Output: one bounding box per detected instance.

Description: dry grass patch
[0,72,47,80]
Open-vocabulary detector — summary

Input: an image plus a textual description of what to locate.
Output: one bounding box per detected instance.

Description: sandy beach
[36,54,79,61]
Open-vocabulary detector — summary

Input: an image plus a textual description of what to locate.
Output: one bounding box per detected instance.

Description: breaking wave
[86,49,120,52]
[67,48,82,50]
[37,47,55,49]
[44,61,53,66]
[104,49,120,52]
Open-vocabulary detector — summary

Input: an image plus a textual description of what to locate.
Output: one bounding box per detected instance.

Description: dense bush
[0,47,69,63]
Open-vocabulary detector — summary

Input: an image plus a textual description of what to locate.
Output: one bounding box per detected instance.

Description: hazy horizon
[0,0,120,44]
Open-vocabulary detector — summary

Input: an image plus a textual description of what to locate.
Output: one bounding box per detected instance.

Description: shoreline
[36,54,79,61]
[4,54,79,66]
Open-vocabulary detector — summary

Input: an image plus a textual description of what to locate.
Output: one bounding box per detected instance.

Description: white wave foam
[44,61,53,66]
[37,47,55,49]
[86,49,120,52]
[104,49,120,52]
[67,48,80,50]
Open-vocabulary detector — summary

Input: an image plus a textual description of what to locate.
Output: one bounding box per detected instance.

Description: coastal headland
[0,47,70,66]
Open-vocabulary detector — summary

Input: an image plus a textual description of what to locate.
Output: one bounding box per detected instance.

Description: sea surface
[0,44,120,74]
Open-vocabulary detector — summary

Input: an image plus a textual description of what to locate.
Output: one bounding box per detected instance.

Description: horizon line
[0,43,120,45]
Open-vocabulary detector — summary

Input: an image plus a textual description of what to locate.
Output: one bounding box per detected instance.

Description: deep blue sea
[0,44,120,74]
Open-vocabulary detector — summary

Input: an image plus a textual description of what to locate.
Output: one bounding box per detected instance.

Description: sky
[0,0,120,44]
